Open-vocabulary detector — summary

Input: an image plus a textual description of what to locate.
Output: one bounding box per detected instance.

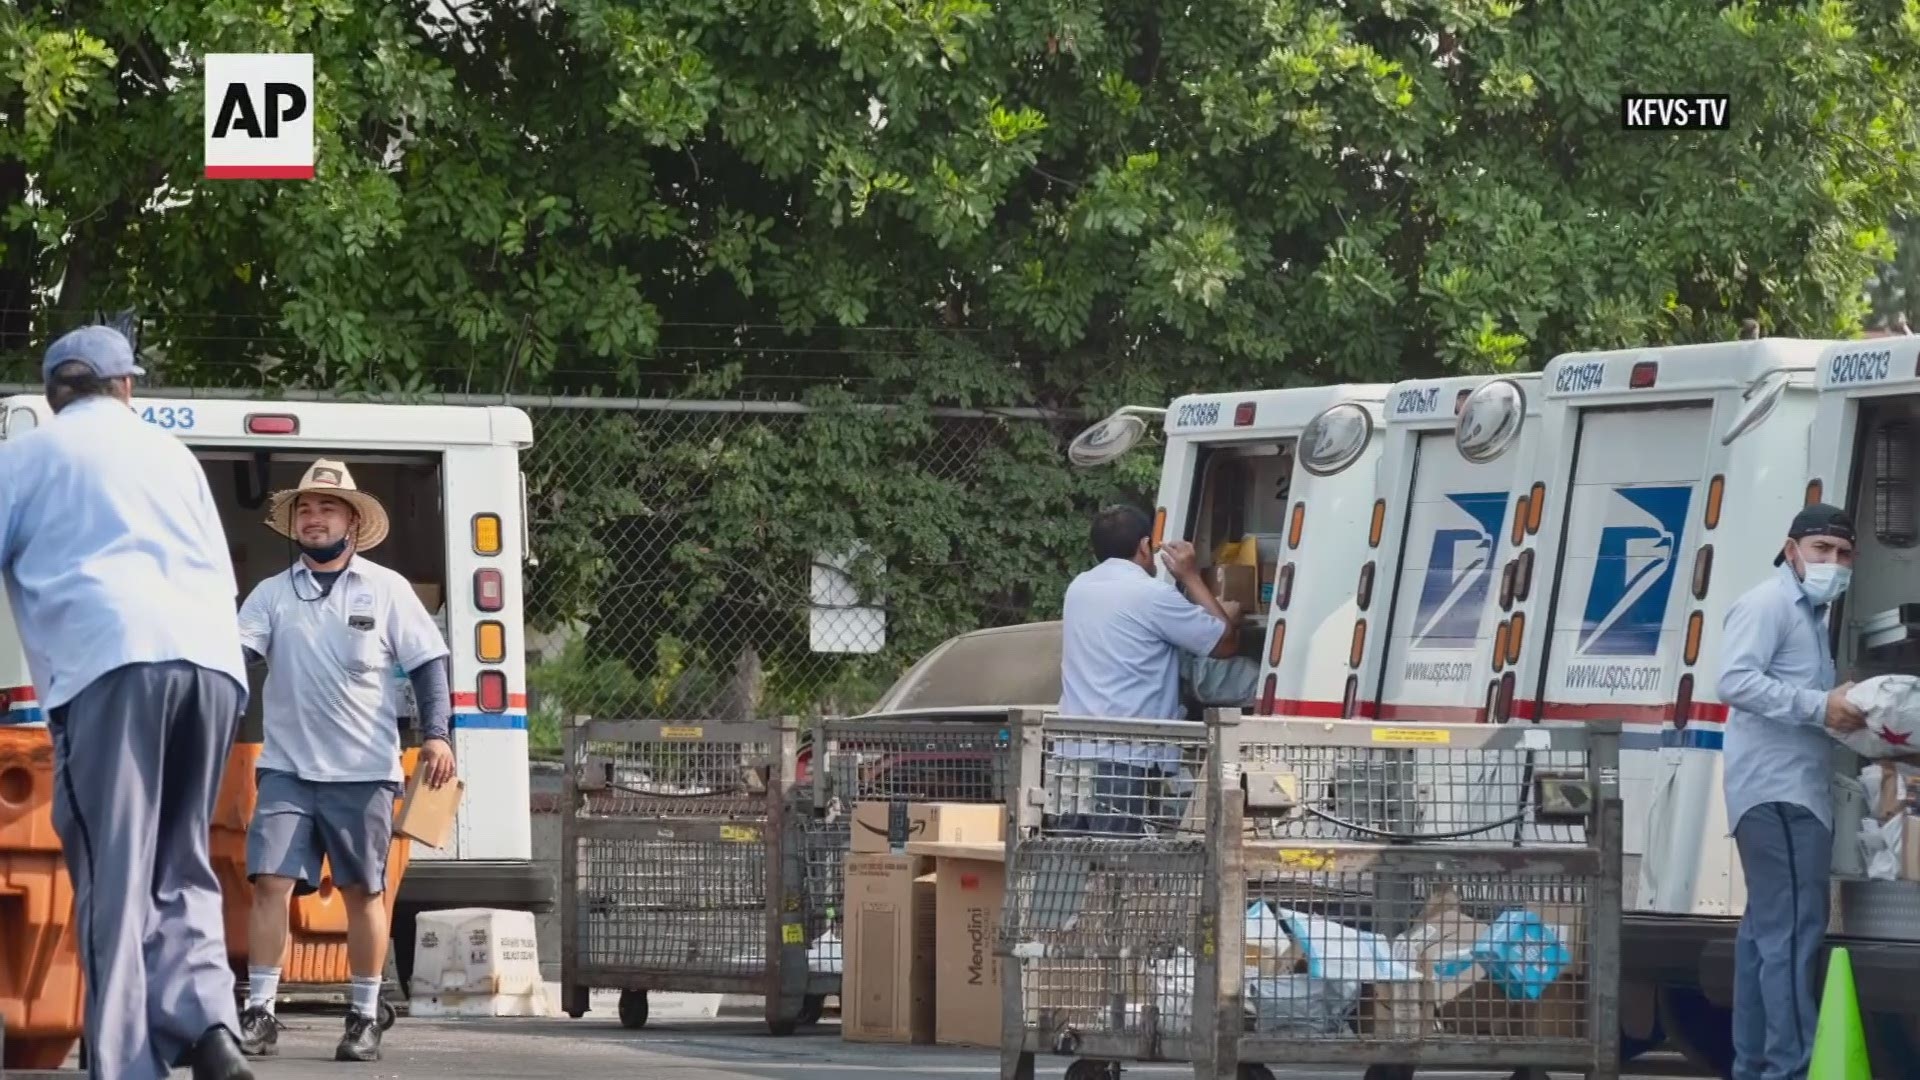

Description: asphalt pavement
[225,1012,1702,1080]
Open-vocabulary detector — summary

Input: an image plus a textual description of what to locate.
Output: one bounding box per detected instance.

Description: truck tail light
[1674,673,1696,729]
[473,568,504,612]
[246,414,298,435]
[472,513,503,556]
[1515,549,1535,601]
[1341,674,1359,719]
[1356,562,1375,611]
[1629,361,1658,388]
[477,670,508,713]
[1693,545,1714,600]
[1495,672,1516,722]
[476,620,506,663]
[1276,564,1295,609]
[1258,674,1277,715]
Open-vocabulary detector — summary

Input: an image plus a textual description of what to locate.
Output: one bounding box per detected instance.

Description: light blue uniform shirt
[0,396,248,711]
[1718,563,1839,832]
[1059,558,1228,771]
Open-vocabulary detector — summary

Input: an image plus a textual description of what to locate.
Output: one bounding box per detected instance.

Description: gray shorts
[247,769,400,897]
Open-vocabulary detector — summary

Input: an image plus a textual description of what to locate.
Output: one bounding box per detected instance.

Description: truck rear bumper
[1626,913,1920,1012]
[396,859,555,914]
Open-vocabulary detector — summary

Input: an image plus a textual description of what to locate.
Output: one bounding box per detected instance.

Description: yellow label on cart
[660,724,704,740]
[781,923,805,945]
[1275,849,1335,871]
[1371,727,1450,745]
[721,825,760,843]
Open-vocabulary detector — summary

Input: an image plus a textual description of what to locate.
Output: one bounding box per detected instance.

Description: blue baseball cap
[42,325,145,382]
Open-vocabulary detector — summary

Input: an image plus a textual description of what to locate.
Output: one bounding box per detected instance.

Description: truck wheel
[1064,1061,1122,1080]
[617,989,648,1030]
[1238,1065,1278,1080]
[1656,985,1734,1080]
[1361,1068,1413,1080]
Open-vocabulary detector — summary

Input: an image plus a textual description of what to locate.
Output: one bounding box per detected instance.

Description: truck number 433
[141,405,196,430]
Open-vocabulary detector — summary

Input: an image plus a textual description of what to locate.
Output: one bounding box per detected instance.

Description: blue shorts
[246,769,400,897]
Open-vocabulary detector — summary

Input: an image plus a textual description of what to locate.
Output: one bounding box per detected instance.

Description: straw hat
[265,459,390,552]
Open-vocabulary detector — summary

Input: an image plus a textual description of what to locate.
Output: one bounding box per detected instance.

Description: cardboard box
[409,908,550,1016]
[934,856,1004,1047]
[850,802,1005,855]
[843,853,937,1044]
[395,768,464,850]
[1395,888,1488,1008]
[1207,565,1259,610]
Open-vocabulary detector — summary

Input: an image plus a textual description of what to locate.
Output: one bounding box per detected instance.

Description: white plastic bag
[1276,908,1420,983]
[1839,676,1920,758]
[807,930,842,975]
[1867,815,1905,881]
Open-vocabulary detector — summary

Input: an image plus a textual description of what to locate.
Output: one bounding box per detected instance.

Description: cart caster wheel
[1507,1070,1551,1080]
[617,989,648,1030]
[1362,1068,1413,1080]
[797,994,826,1026]
[1239,1066,1279,1080]
[1064,1060,1122,1080]
[378,1000,397,1031]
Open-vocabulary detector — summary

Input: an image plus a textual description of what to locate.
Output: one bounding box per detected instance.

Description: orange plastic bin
[0,727,84,1070]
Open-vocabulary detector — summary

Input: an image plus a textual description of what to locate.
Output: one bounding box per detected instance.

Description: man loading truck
[1718,503,1864,1079]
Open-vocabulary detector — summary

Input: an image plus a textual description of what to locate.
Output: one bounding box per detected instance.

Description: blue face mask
[1799,560,1851,605]
[299,536,350,563]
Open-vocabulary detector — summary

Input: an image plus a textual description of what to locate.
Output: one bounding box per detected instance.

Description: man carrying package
[1717,503,1863,1080]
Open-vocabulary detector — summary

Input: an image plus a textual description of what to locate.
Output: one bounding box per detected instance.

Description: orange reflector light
[1705,475,1724,530]
[1507,612,1525,664]
[1288,503,1305,548]
[1349,619,1367,668]
[476,620,506,664]
[1511,496,1528,546]
[1152,507,1168,549]
[1629,361,1658,388]
[472,513,503,556]
[1685,611,1704,665]
[1493,621,1510,672]
[1268,620,1287,667]
[1806,480,1823,506]
[477,670,508,713]
[1369,500,1386,547]
[1693,545,1713,601]
[1527,483,1545,533]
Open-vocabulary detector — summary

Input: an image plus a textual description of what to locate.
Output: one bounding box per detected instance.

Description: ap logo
[1577,485,1693,657]
[1412,492,1509,651]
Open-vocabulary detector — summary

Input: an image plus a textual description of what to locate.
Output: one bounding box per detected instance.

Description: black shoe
[335,1011,383,1062]
[238,1005,281,1057]
[186,1026,256,1080]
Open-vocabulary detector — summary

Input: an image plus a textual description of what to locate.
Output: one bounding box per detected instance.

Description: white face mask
[1799,560,1851,605]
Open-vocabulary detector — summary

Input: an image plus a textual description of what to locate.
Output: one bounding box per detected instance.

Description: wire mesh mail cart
[558,719,824,1034]
[997,709,1214,1080]
[1209,712,1623,1080]
[798,717,1013,1006]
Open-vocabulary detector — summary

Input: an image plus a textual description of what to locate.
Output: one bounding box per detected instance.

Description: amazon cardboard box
[842,853,937,1044]
[850,802,1004,855]
[934,856,1005,1047]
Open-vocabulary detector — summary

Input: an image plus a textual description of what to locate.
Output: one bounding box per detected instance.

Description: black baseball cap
[1774,503,1856,565]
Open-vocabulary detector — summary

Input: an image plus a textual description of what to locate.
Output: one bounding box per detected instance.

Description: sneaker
[335,1011,383,1062]
[237,1006,281,1058]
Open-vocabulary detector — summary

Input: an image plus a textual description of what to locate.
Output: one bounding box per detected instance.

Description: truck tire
[1656,984,1734,1080]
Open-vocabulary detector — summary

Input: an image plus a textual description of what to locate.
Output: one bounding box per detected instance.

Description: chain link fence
[521,398,1115,752]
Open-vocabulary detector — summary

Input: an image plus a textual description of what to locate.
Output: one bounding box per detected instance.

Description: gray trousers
[48,660,244,1080]
[1731,802,1832,1080]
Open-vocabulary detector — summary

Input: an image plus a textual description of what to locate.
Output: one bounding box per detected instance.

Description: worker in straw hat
[234,459,454,1063]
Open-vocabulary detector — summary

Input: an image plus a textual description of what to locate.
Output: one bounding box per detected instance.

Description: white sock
[351,976,383,1020]
[247,967,281,1014]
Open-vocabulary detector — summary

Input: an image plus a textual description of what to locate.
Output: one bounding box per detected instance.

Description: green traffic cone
[1809,946,1871,1080]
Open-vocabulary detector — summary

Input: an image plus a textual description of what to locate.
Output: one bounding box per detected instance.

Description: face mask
[299,536,350,564]
[1799,560,1851,605]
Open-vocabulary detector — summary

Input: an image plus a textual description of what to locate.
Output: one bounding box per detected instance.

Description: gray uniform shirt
[1718,563,1839,832]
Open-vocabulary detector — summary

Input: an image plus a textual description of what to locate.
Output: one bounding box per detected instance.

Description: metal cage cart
[1208,712,1623,1080]
[997,709,1213,1080]
[798,717,1013,1014]
[558,719,823,1035]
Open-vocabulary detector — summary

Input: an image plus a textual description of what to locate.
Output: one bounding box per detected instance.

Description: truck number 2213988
[141,405,196,430]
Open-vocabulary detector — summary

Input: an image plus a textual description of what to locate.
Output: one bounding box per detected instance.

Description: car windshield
[870,623,1062,713]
